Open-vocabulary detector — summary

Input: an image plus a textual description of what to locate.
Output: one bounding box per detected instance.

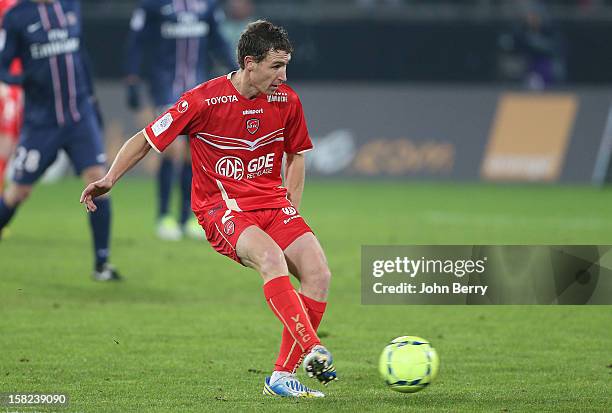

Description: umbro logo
[177,100,189,113]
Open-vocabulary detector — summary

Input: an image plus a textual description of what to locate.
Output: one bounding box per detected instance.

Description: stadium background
[83,0,612,184]
[2,1,612,412]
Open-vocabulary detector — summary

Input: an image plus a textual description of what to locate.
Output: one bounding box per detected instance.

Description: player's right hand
[126,83,141,110]
[80,178,113,212]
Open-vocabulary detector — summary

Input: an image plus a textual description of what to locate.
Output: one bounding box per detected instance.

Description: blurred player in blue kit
[0,0,119,281]
[125,0,236,240]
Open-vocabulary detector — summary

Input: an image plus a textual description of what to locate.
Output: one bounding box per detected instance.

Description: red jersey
[0,0,16,18]
[0,0,23,139]
[143,73,313,213]
[0,82,21,137]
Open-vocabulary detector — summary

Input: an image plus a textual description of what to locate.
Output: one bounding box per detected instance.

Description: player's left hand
[80,178,113,212]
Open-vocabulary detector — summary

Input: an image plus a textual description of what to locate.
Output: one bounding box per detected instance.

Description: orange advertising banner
[481,94,578,182]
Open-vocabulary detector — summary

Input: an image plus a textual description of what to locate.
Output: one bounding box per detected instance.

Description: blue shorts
[11,112,106,185]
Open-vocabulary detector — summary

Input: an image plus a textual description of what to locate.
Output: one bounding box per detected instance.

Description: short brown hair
[237,20,293,69]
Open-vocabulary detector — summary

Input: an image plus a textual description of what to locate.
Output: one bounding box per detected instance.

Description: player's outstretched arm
[80,131,151,212]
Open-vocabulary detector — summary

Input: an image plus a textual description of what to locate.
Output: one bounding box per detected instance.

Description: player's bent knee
[258,248,288,278]
[305,265,332,289]
[320,266,332,286]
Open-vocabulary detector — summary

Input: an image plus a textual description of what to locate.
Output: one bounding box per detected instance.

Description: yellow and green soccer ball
[378,336,440,393]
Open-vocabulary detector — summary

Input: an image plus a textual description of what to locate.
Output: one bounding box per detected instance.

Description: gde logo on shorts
[215,156,244,180]
[282,207,297,216]
[282,207,301,225]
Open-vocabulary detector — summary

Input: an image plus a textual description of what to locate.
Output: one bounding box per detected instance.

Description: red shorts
[0,83,23,140]
[198,205,313,264]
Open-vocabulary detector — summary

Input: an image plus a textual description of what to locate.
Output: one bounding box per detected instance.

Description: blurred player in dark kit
[0,0,119,281]
[513,3,565,90]
[125,0,236,240]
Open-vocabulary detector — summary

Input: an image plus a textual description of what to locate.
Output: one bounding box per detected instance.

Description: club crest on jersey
[177,100,189,113]
[246,118,260,135]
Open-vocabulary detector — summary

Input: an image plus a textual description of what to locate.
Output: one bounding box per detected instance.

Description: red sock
[0,158,6,193]
[264,277,320,362]
[274,293,327,373]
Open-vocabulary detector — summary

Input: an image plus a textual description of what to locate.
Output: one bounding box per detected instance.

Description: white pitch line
[425,211,612,230]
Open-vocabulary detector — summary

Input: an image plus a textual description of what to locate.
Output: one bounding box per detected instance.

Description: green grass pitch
[1,179,611,412]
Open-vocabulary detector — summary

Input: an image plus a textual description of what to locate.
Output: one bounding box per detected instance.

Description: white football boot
[303,345,337,385]
[263,371,324,398]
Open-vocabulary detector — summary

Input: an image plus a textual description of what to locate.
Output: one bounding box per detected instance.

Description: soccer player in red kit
[81,20,336,398]
[0,0,22,192]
